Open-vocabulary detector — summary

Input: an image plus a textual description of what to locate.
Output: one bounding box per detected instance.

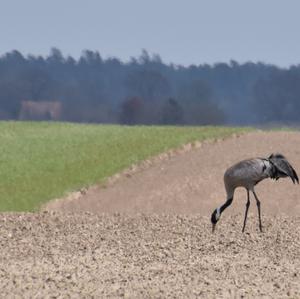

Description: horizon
[1,48,297,69]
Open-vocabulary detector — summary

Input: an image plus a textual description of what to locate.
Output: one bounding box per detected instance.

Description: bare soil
[1,131,300,298]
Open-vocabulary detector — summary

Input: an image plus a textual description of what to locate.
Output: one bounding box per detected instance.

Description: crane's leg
[252,190,263,232]
[242,189,250,233]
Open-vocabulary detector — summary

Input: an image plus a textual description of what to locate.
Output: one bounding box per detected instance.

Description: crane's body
[224,158,270,197]
[211,153,298,233]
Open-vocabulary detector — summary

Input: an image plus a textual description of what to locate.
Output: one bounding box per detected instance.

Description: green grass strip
[0,122,251,211]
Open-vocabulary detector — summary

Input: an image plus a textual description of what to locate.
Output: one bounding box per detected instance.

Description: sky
[0,0,300,67]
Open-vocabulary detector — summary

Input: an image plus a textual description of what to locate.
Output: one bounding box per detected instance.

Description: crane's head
[211,207,221,233]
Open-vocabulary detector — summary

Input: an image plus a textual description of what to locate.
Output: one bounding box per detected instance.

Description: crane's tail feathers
[291,165,299,184]
[269,153,299,184]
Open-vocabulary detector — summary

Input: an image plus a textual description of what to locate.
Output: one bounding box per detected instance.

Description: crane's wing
[269,154,299,184]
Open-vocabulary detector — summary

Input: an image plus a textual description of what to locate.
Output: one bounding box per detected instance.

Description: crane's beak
[212,223,216,233]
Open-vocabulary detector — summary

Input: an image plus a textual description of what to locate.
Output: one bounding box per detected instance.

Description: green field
[0,122,251,211]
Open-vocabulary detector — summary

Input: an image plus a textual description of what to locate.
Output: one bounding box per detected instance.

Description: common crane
[211,153,298,233]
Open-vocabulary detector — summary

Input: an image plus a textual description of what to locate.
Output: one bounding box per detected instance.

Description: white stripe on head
[216,207,221,220]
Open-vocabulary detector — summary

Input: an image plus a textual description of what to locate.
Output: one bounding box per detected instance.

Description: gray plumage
[211,153,298,233]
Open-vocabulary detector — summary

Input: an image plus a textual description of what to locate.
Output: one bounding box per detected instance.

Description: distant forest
[0,48,299,125]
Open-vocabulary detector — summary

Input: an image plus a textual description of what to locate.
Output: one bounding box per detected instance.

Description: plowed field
[1,131,300,298]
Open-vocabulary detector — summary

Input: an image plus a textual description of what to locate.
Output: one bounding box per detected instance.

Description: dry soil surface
[1,131,300,298]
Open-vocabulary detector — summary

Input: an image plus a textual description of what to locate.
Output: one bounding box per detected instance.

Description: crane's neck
[214,196,233,222]
[226,188,234,201]
[220,196,233,214]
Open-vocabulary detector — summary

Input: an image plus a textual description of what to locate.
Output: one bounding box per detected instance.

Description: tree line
[0,48,299,125]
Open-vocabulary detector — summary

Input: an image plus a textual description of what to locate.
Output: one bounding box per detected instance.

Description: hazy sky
[1,0,300,67]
